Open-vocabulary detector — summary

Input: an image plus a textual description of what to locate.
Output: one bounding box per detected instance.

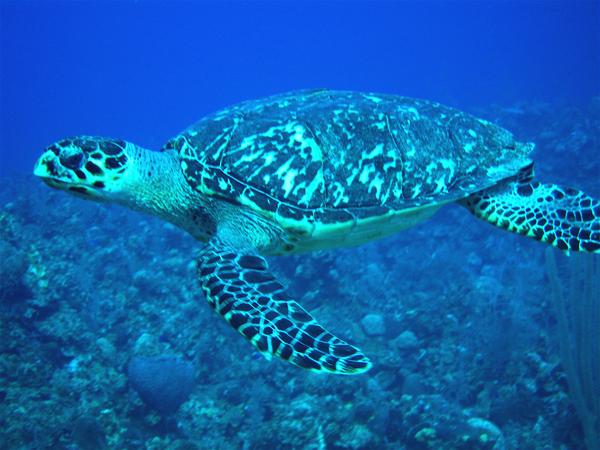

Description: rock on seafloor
[360,313,386,336]
[127,355,196,414]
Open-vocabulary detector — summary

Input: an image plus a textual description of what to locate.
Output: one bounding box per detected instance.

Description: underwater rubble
[0,99,599,449]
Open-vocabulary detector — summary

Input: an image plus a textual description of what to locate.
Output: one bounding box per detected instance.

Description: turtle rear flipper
[462,180,600,253]
[198,238,371,374]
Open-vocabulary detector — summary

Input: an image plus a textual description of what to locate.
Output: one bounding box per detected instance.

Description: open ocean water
[0,1,599,449]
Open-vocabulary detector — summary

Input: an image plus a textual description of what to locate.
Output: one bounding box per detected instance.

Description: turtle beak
[34,151,57,179]
[34,149,71,188]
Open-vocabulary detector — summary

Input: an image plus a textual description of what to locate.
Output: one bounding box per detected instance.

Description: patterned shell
[162,89,533,224]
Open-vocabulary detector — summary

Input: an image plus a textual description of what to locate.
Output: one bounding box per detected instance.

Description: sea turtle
[34,89,600,375]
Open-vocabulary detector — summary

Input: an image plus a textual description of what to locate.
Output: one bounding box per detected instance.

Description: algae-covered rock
[394,330,420,350]
[127,355,196,414]
[360,313,386,336]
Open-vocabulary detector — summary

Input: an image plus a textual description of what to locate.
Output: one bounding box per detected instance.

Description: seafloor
[1,99,599,449]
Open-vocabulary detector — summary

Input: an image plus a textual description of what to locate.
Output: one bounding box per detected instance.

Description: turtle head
[34,136,136,201]
[34,136,192,225]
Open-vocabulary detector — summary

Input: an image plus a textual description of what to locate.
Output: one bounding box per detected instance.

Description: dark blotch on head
[102,141,124,155]
[106,157,124,169]
[46,160,56,174]
[61,152,85,170]
[85,162,102,175]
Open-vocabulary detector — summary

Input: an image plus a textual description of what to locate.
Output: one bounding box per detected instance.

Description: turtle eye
[60,149,85,170]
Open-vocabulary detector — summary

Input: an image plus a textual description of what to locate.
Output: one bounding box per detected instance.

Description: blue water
[1,1,599,449]
[1,1,599,176]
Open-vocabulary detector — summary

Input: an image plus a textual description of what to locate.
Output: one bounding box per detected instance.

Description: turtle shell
[163,89,532,236]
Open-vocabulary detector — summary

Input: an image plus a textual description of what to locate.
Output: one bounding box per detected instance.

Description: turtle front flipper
[462,179,600,253]
[197,238,371,374]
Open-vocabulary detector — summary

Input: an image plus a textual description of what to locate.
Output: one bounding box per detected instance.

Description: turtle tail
[461,164,600,253]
